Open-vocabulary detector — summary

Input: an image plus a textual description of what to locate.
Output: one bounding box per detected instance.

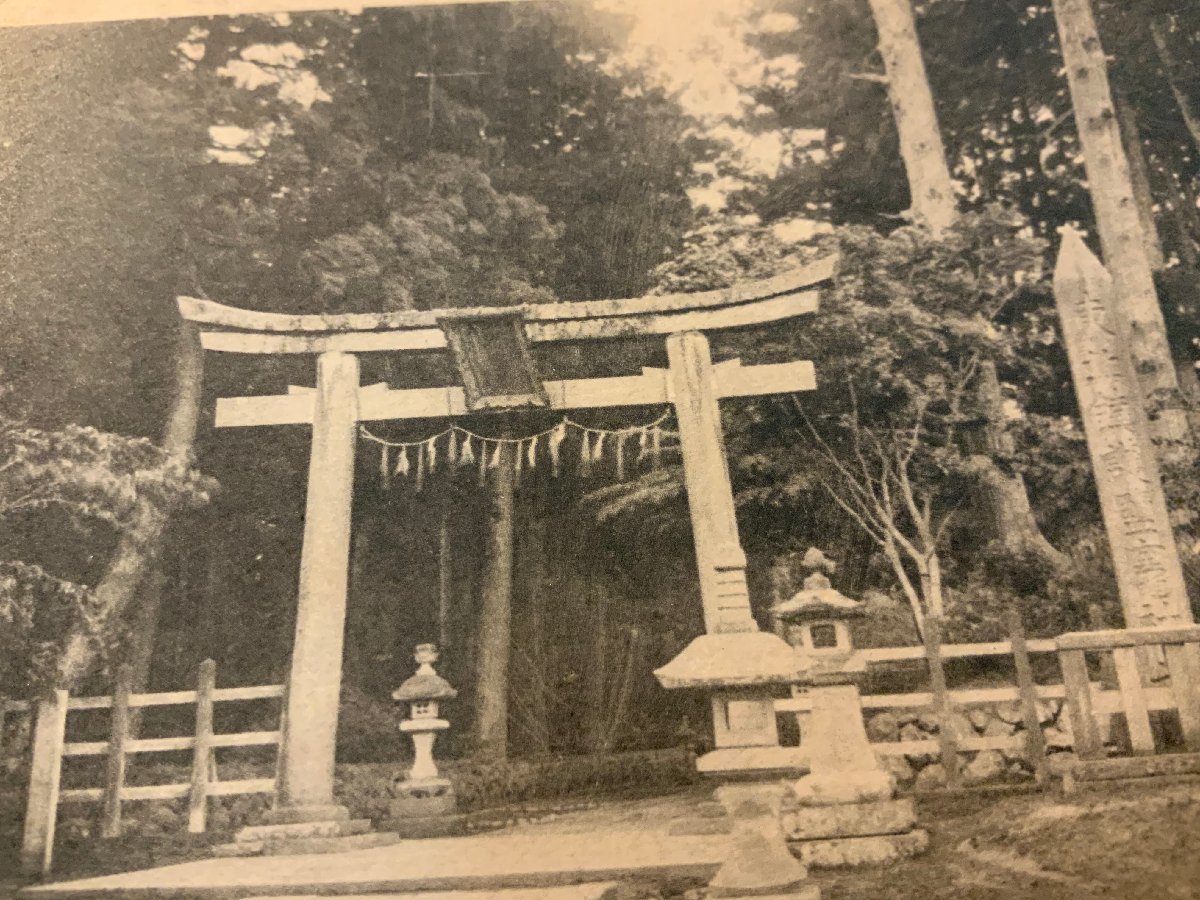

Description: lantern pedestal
[783,659,926,867]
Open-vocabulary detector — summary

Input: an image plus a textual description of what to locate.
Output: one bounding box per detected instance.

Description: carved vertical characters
[1053,229,1192,627]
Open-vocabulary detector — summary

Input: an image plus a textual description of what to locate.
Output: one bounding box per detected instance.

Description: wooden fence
[775,614,1200,792]
[1057,625,1200,790]
[18,660,285,876]
[776,611,1057,788]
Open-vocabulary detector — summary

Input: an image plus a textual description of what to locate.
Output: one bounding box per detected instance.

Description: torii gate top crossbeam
[177,254,837,355]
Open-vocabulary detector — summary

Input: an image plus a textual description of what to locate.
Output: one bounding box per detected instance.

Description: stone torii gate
[177,253,836,825]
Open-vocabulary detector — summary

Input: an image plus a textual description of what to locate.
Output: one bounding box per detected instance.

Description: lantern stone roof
[771,572,865,621]
[654,631,804,690]
[392,643,458,701]
[393,672,458,702]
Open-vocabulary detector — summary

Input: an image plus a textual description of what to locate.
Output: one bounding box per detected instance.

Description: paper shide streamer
[360,411,672,491]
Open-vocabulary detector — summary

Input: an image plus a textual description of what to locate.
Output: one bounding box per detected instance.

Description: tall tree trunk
[1052,0,1191,450]
[970,361,1069,570]
[474,442,515,760]
[438,504,453,650]
[865,0,957,237]
[582,579,610,754]
[866,0,1065,570]
[1114,91,1165,271]
[510,497,550,756]
[123,562,167,738]
[56,321,205,689]
[1150,18,1200,156]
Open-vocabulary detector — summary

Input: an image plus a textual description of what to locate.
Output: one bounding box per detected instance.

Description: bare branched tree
[796,356,979,637]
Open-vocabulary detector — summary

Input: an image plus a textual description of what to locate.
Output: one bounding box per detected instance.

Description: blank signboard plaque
[436,308,548,412]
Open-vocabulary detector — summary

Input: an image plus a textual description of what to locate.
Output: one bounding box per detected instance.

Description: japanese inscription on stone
[1052,228,1192,626]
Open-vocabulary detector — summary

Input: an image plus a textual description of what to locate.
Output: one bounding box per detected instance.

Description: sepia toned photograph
[2,1,1200,897]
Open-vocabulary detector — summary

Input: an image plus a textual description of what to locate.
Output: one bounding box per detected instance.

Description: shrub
[335,748,698,817]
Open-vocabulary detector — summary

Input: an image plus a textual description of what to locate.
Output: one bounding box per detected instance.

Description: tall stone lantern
[655,630,817,899]
[389,644,463,836]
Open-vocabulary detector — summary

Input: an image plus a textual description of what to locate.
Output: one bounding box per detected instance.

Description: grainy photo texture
[2,2,1200,898]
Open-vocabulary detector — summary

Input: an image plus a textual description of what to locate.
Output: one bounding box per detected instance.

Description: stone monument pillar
[1052,227,1193,628]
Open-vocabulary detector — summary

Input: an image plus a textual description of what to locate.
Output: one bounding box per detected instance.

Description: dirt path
[512,781,1200,900]
[6,780,1200,899]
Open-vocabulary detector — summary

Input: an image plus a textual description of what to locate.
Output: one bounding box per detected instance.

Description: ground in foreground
[5,779,1200,900]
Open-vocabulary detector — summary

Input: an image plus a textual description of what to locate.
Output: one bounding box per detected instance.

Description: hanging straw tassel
[479,440,489,485]
[416,443,426,491]
[514,440,524,488]
[460,434,475,467]
[490,442,502,469]
[580,432,592,477]
[380,446,391,490]
[549,421,567,477]
[652,425,662,469]
[615,432,626,481]
[637,427,649,462]
[395,446,411,477]
[427,436,438,473]
[526,434,539,469]
[591,432,605,463]
[448,430,459,467]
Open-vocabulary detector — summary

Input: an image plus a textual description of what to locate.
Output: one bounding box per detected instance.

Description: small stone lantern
[771,571,865,658]
[392,644,456,783]
[772,578,928,866]
[388,643,463,835]
[388,644,463,836]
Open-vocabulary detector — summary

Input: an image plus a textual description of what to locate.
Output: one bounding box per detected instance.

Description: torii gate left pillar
[275,351,359,821]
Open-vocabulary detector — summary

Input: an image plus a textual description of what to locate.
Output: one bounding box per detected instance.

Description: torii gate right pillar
[667,331,757,635]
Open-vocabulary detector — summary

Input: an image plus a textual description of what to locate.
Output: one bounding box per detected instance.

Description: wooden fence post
[101,668,133,838]
[21,690,69,876]
[1164,641,1200,752]
[188,659,217,833]
[1111,646,1156,754]
[1059,648,1103,760]
[271,678,288,809]
[924,616,961,788]
[1008,610,1050,786]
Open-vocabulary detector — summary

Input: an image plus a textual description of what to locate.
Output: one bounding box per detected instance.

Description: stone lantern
[771,577,927,867]
[655,630,817,899]
[388,644,463,836]
[771,571,864,657]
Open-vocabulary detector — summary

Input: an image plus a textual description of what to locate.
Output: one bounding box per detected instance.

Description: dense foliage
[0,418,212,695]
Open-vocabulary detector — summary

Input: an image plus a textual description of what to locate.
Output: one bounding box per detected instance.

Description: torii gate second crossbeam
[177,252,836,825]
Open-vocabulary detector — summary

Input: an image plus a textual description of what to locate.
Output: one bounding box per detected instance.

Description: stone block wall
[865,699,1075,790]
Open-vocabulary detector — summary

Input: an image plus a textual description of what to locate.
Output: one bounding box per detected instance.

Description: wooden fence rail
[776,617,1200,793]
[1055,625,1200,790]
[775,611,1057,785]
[19,660,284,877]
